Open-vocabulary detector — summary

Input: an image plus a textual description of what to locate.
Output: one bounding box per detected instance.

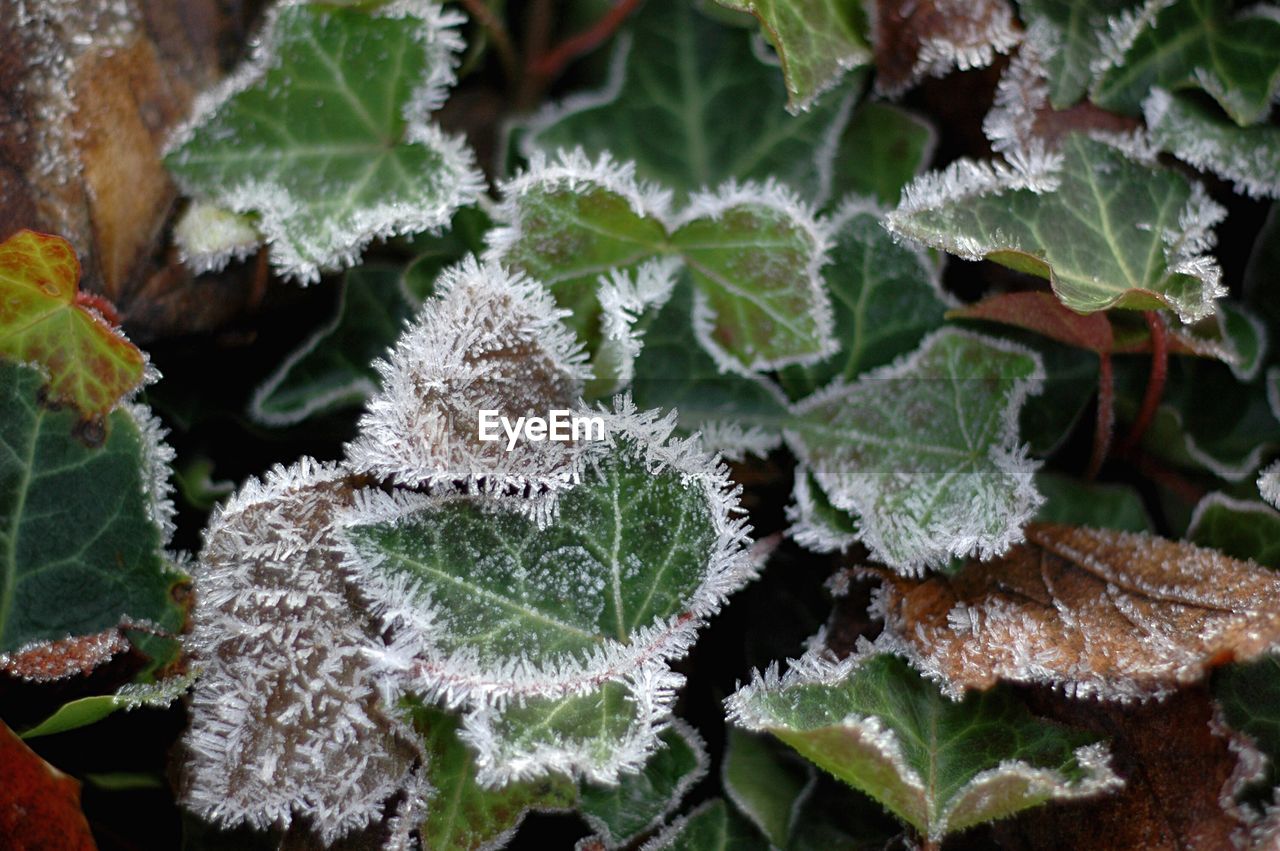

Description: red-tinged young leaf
[872,0,1021,96]
[0,718,96,850]
[0,627,129,682]
[870,523,1280,701]
[0,229,145,418]
[950,291,1115,353]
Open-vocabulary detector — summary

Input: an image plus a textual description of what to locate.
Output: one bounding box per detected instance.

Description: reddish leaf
[950,291,1115,353]
[0,718,97,850]
[869,523,1280,701]
[872,0,1020,96]
[0,229,145,418]
[0,628,130,683]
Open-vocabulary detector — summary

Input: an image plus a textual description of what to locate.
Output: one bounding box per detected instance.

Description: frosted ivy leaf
[164,1,483,282]
[715,0,872,113]
[885,132,1226,323]
[1144,89,1280,200]
[488,150,835,376]
[785,328,1045,574]
[1016,0,1141,108]
[1090,0,1280,126]
[726,650,1121,842]
[579,720,709,849]
[344,257,591,492]
[785,468,859,555]
[1187,492,1280,568]
[870,523,1280,701]
[519,0,855,202]
[1034,472,1151,533]
[871,0,1023,97]
[340,401,754,781]
[183,459,428,843]
[640,799,770,850]
[1261,463,1280,510]
[172,201,261,275]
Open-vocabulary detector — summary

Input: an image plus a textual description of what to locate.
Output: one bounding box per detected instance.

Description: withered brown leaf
[872,0,1021,97]
[869,523,1280,701]
[0,718,96,850]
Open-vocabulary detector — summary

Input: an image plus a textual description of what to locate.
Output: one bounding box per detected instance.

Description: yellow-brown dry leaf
[869,523,1280,701]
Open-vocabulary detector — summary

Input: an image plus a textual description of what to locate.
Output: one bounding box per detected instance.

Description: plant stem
[1120,310,1168,453]
[1086,350,1114,479]
[459,0,521,86]
[515,0,555,108]
[528,0,643,80]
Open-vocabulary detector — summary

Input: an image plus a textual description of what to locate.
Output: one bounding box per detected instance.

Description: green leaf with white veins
[715,0,871,113]
[1091,0,1280,126]
[726,652,1122,842]
[0,361,182,669]
[519,0,854,202]
[1016,0,1140,108]
[885,133,1226,323]
[1144,89,1280,200]
[164,2,482,283]
[489,152,834,374]
[785,328,1044,574]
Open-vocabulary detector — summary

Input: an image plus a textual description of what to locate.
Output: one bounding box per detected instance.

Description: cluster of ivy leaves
[2,0,1280,848]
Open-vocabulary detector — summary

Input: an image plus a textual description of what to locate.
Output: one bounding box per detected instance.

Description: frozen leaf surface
[871,0,1022,96]
[726,651,1120,841]
[780,198,948,398]
[251,266,415,426]
[1016,0,1140,108]
[715,0,871,112]
[885,133,1226,323]
[1091,0,1280,126]
[0,361,180,674]
[1262,462,1280,510]
[641,799,770,850]
[0,719,95,851]
[409,701,576,851]
[0,229,146,419]
[872,523,1280,701]
[520,0,853,201]
[1145,89,1280,201]
[489,151,834,375]
[785,468,859,554]
[1189,493,1280,568]
[184,459,428,843]
[344,257,590,491]
[580,720,708,849]
[164,1,482,282]
[785,328,1044,574]
[172,202,262,275]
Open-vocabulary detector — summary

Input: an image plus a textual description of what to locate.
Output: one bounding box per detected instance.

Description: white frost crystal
[1260,462,1280,509]
[172,201,262,274]
[183,459,428,843]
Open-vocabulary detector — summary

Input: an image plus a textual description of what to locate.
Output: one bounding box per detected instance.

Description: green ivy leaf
[342,406,754,783]
[786,468,859,554]
[829,101,936,205]
[0,361,182,669]
[1145,89,1280,200]
[885,133,1226,323]
[1188,493,1280,568]
[250,267,414,426]
[779,198,949,399]
[164,2,482,282]
[715,0,871,113]
[785,328,1044,573]
[722,728,813,847]
[1214,655,1280,804]
[643,799,770,850]
[409,701,576,850]
[579,720,707,848]
[489,152,834,374]
[519,0,854,202]
[0,230,147,420]
[726,652,1121,842]
[1091,0,1280,126]
[20,674,196,739]
[1034,472,1151,532]
[1016,0,1139,108]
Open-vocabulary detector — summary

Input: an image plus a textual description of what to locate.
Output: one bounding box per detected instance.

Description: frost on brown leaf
[871,0,1021,97]
[0,719,96,851]
[869,523,1280,701]
[0,627,129,682]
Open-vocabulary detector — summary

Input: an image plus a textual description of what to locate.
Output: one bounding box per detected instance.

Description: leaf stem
[1086,351,1114,479]
[459,0,521,86]
[527,0,642,82]
[1120,310,1168,453]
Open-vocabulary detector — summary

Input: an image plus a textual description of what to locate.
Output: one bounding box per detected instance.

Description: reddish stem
[1120,310,1168,453]
[1086,350,1114,479]
[459,0,521,85]
[1123,447,1208,505]
[527,0,643,80]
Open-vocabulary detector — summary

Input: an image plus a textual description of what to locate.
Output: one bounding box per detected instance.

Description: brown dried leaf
[0,717,96,850]
[872,0,1021,96]
[0,628,129,682]
[994,686,1248,851]
[870,523,1280,701]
